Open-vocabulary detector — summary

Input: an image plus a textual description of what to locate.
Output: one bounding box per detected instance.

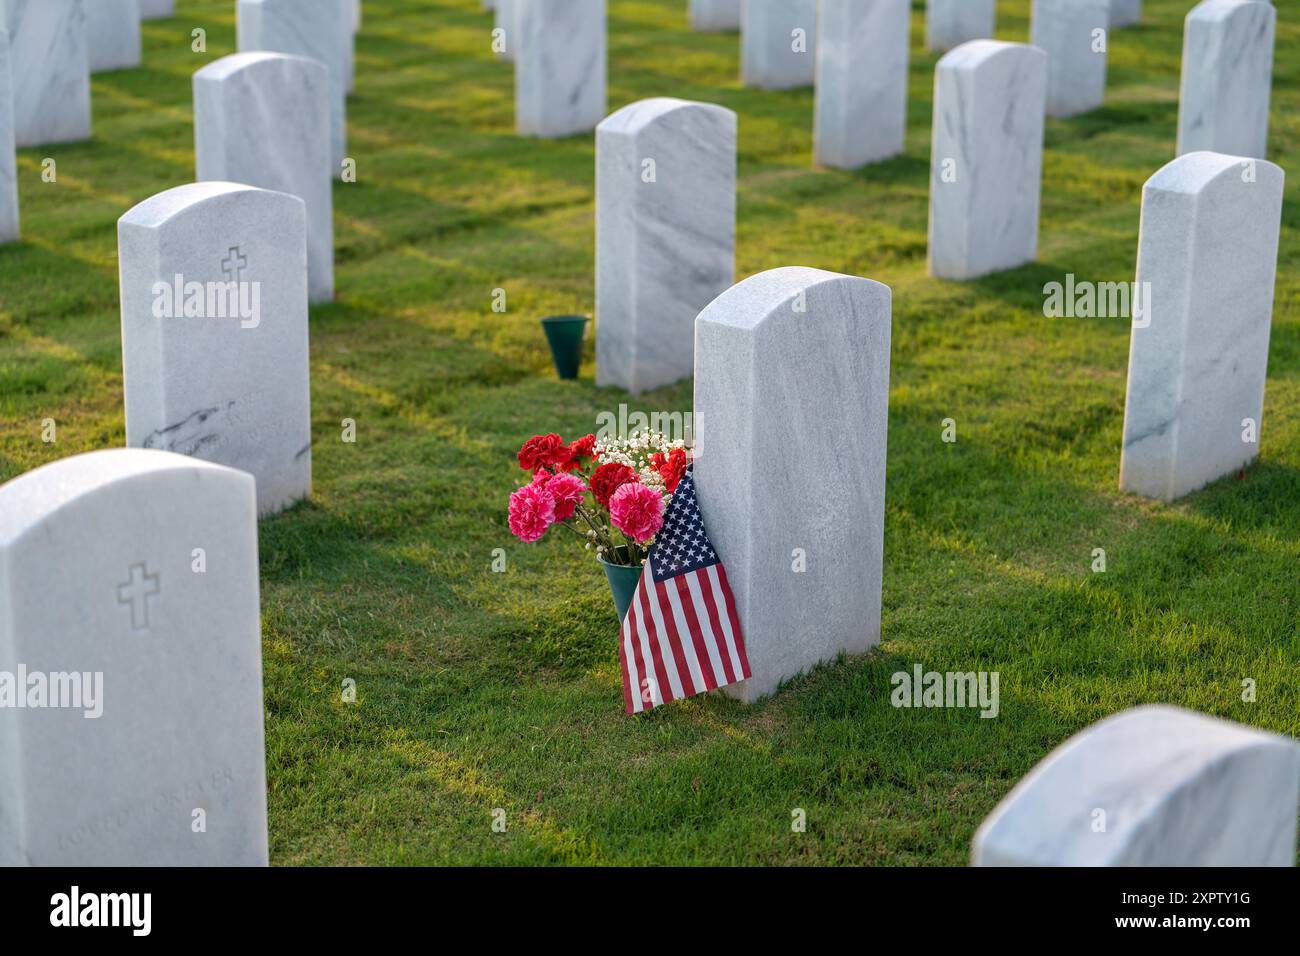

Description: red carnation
[517,433,565,472]
[566,433,597,466]
[651,448,689,494]
[555,433,597,473]
[589,462,637,508]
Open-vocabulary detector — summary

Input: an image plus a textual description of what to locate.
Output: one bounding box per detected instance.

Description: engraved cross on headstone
[221,246,248,283]
[117,562,160,630]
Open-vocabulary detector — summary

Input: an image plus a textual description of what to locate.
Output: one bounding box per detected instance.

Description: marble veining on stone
[694,267,891,703]
[0,449,269,866]
[119,181,313,517]
[86,0,141,74]
[596,97,736,394]
[973,706,1300,866]
[741,0,816,91]
[926,0,995,53]
[1032,0,1109,118]
[237,0,351,176]
[928,41,1047,280]
[3,0,91,147]
[1176,0,1275,159]
[0,26,18,243]
[193,51,335,303]
[1120,150,1283,501]
[515,0,605,138]
[814,0,908,170]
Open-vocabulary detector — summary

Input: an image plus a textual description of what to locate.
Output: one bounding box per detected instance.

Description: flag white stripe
[644,577,686,702]
[706,564,745,679]
[684,570,728,688]
[663,576,710,692]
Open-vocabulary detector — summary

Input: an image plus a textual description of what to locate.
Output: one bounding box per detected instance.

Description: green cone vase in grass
[540,315,588,380]
[599,547,642,626]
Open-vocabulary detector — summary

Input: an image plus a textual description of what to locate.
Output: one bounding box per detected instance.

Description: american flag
[617,466,751,714]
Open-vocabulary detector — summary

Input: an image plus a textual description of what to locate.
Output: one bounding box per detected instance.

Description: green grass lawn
[1,0,1297,865]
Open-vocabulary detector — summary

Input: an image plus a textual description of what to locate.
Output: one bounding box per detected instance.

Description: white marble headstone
[1176,0,1275,160]
[345,0,357,92]
[928,41,1047,280]
[236,0,351,177]
[1109,0,1141,28]
[926,0,995,54]
[690,0,740,32]
[694,267,891,703]
[596,97,736,394]
[86,0,142,74]
[0,449,269,866]
[1031,0,1109,118]
[515,0,606,138]
[1120,150,1284,501]
[193,52,334,303]
[495,0,518,61]
[119,182,313,517]
[3,0,91,148]
[0,26,17,244]
[814,0,909,170]
[741,0,816,91]
[973,706,1300,866]
[138,0,174,18]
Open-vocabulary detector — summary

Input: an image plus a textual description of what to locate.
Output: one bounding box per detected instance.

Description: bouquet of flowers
[507,429,691,567]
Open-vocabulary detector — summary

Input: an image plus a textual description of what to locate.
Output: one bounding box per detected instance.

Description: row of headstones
[0,0,353,866]
[0,1,381,524]
[3,451,1296,864]
[483,0,1274,152]
[691,0,1140,49]
[687,143,1282,701]
[0,0,369,866]
[596,45,1281,510]
[0,0,363,246]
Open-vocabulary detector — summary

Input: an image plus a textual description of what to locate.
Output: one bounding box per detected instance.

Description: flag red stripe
[654,578,697,699]
[674,574,719,691]
[714,564,751,677]
[697,568,738,685]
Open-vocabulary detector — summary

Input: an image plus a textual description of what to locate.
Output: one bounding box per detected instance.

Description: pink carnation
[544,472,587,521]
[508,482,556,543]
[608,482,665,544]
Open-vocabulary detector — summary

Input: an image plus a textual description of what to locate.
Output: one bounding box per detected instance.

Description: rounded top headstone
[936,38,1044,74]
[696,266,889,333]
[0,449,253,548]
[193,50,326,84]
[119,180,305,231]
[1190,0,1275,24]
[972,705,1300,866]
[1145,150,1283,196]
[598,97,736,136]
